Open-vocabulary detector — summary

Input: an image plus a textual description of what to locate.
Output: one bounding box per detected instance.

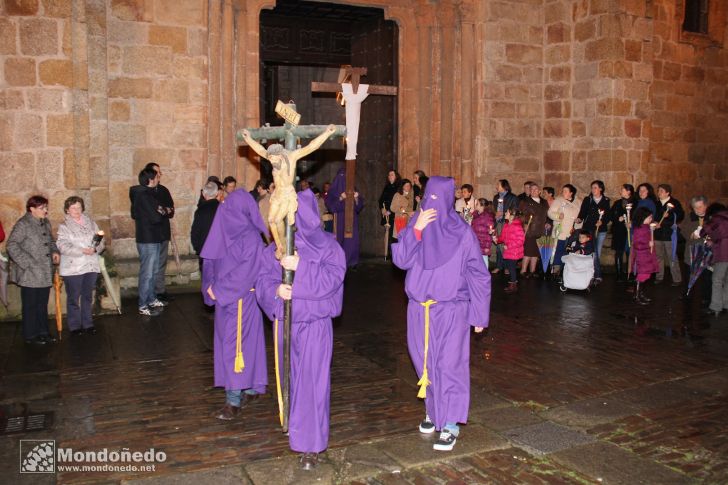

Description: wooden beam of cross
[311,66,397,238]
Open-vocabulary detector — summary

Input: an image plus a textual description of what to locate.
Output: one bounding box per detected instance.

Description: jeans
[65,272,98,330]
[155,240,169,295]
[504,259,518,283]
[445,422,460,436]
[710,262,728,312]
[21,286,51,340]
[593,231,607,279]
[137,243,161,308]
[225,389,258,407]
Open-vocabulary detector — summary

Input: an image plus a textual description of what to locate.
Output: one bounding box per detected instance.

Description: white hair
[202,181,219,199]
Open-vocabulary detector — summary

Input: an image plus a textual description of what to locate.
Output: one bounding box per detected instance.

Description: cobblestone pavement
[1,261,727,484]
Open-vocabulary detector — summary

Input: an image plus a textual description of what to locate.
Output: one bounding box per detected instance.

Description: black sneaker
[418,415,435,434]
[70,329,84,336]
[433,429,458,451]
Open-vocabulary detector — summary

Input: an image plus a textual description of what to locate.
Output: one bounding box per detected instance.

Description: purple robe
[325,168,364,267]
[257,189,346,453]
[392,177,491,431]
[200,190,268,394]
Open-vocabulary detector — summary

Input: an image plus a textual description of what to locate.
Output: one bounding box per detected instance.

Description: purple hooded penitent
[325,168,364,267]
[201,189,268,395]
[392,176,491,431]
[256,189,346,453]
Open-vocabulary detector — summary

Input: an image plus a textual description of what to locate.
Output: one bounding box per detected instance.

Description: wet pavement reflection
[1,261,727,483]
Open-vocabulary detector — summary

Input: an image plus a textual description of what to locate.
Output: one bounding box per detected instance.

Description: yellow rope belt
[233,289,255,374]
[417,299,437,399]
[274,318,283,426]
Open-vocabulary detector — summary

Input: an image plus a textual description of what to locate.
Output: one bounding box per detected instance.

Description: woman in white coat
[57,196,105,335]
[547,184,581,278]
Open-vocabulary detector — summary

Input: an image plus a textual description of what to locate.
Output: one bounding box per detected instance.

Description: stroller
[559,253,595,292]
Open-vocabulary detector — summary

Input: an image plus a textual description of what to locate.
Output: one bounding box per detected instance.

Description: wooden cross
[311,65,397,237]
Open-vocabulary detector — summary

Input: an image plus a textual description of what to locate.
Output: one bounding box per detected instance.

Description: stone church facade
[1,0,726,269]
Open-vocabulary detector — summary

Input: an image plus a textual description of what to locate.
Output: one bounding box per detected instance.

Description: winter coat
[701,211,728,263]
[190,198,219,255]
[567,239,594,255]
[498,219,525,260]
[492,191,519,222]
[654,197,685,241]
[577,194,611,234]
[519,197,550,238]
[632,224,659,276]
[129,185,165,243]
[681,211,707,263]
[6,213,59,288]
[0,221,4,242]
[610,197,637,253]
[57,214,104,277]
[636,197,657,217]
[378,182,399,226]
[547,197,581,241]
[455,197,476,224]
[152,184,174,241]
[471,211,495,255]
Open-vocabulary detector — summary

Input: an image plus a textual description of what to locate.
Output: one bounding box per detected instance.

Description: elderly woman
[7,196,60,345]
[518,182,550,278]
[57,196,104,336]
[390,178,415,238]
[547,184,581,279]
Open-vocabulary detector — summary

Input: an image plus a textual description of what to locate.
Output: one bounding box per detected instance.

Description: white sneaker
[139,306,161,316]
[149,299,168,308]
[433,429,457,451]
[418,415,435,434]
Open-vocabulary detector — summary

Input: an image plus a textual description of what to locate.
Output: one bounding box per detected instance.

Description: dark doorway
[260,0,398,257]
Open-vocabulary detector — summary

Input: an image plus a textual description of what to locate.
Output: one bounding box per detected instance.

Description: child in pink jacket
[498,210,525,293]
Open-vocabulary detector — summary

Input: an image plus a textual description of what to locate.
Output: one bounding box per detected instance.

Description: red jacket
[498,219,525,260]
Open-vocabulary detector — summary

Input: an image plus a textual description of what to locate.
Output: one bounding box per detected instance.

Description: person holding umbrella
[256,189,346,470]
[6,196,60,345]
[57,196,105,336]
[701,204,728,317]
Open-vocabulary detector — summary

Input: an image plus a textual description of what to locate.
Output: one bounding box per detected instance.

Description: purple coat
[632,224,658,280]
[200,190,268,393]
[325,168,364,267]
[471,211,495,255]
[256,190,346,453]
[392,177,491,431]
[702,211,728,262]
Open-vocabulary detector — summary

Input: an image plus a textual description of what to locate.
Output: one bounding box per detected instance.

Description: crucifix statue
[311,65,398,238]
[237,103,345,433]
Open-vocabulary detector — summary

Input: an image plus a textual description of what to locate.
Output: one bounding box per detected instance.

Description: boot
[634,282,649,305]
[639,283,652,303]
[615,256,625,283]
[504,281,518,293]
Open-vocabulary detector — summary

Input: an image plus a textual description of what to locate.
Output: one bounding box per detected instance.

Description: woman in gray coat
[7,196,60,344]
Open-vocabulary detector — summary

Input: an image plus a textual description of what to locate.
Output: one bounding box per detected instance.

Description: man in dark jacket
[145,163,175,302]
[492,179,519,274]
[654,184,685,285]
[191,182,220,264]
[130,168,166,316]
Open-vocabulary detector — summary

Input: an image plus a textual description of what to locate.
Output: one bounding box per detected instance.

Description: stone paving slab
[552,442,696,485]
[502,421,595,456]
[123,465,251,485]
[678,369,728,396]
[610,380,709,412]
[377,424,509,468]
[348,447,597,485]
[541,396,641,428]
[328,442,403,482]
[471,405,544,431]
[245,455,336,485]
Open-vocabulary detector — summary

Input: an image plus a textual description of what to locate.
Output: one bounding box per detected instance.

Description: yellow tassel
[234,298,245,373]
[418,299,436,399]
[274,318,284,426]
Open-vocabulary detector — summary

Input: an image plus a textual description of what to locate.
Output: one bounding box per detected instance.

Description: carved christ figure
[241,124,337,259]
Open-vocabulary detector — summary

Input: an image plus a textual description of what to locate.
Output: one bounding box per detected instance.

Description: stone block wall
[0,0,209,264]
